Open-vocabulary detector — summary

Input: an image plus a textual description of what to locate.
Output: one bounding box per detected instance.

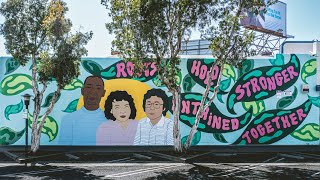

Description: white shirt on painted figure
[134,115,173,145]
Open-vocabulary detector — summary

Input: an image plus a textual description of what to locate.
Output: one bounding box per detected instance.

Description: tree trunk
[184,62,224,150]
[30,89,61,153]
[171,88,182,152]
[30,130,41,152]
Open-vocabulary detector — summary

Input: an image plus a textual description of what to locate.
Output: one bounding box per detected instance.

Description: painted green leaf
[269,54,285,66]
[219,78,231,91]
[175,71,182,86]
[152,75,165,87]
[242,100,266,116]
[5,58,20,75]
[63,79,83,91]
[152,71,182,87]
[5,100,24,120]
[217,94,224,104]
[301,59,316,84]
[213,133,228,143]
[182,74,196,93]
[308,95,320,107]
[227,54,300,114]
[82,60,103,76]
[0,127,25,145]
[181,131,201,146]
[238,59,254,78]
[42,92,61,107]
[291,123,320,141]
[233,100,312,145]
[223,64,236,81]
[277,86,298,109]
[62,99,79,113]
[28,114,58,142]
[0,74,32,96]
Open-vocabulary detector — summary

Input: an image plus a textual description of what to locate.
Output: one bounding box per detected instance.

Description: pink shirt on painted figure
[96,119,138,145]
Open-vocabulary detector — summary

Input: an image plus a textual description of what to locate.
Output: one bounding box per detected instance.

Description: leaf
[219,78,231,91]
[269,54,284,66]
[62,99,79,113]
[308,95,320,107]
[28,114,59,142]
[223,64,236,81]
[42,92,61,107]
[175,70,182,86]
[81,60,103,76]
[227,54,300,114]
[213,133,228,143]
[233,100,312,145]
[301,59,316,84]
[171,93,253,134]
[0,127,25,145]
[291,123,319,141]
[5,58,20,75]
[152,75,165,87]
[182,74,196,93]
[217,94,224,104]
[181,131,201,146]
[5,100,24,120]
[0,74,32,96]
[242,100,266,116]
[238,59,254,78]
[63,79,83,91]
[276,86,298,109]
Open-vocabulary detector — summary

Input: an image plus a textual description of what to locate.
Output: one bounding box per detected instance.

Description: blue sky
[0,0,319,57]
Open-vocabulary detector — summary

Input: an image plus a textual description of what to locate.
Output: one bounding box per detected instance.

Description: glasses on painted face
[145,102,163,109]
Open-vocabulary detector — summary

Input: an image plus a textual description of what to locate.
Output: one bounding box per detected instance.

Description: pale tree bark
[171,88,182,152]
[31,88,61,152]
[184,61,224,150]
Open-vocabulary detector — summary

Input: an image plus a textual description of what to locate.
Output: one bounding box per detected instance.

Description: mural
[0,54,319,146]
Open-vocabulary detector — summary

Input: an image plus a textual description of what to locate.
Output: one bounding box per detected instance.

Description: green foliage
[0,0,92,89]
[103,0,216,90]
[0,0,92,151]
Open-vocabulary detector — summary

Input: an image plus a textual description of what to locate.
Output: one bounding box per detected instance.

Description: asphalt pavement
[0,151,319,179]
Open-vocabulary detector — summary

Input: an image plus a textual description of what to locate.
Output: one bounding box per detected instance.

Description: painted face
[145,96,164,121]
[111,100,131,122]
[81,77,105,110]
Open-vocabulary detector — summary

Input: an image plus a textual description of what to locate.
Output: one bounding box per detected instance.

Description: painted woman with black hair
[96,91,138,145]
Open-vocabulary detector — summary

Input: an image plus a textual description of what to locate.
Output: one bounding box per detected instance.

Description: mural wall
[0,54,319,146]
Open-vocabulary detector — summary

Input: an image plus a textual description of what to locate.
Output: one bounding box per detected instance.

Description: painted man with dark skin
[59,76,107,145]
[82,76,106,110]
[134,89,173,145]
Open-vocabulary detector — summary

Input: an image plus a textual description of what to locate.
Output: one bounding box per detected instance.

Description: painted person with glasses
[134,88,173,145]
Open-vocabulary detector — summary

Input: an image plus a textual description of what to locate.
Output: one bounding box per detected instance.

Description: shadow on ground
[0,165,104,180]
[147,164,320,179]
